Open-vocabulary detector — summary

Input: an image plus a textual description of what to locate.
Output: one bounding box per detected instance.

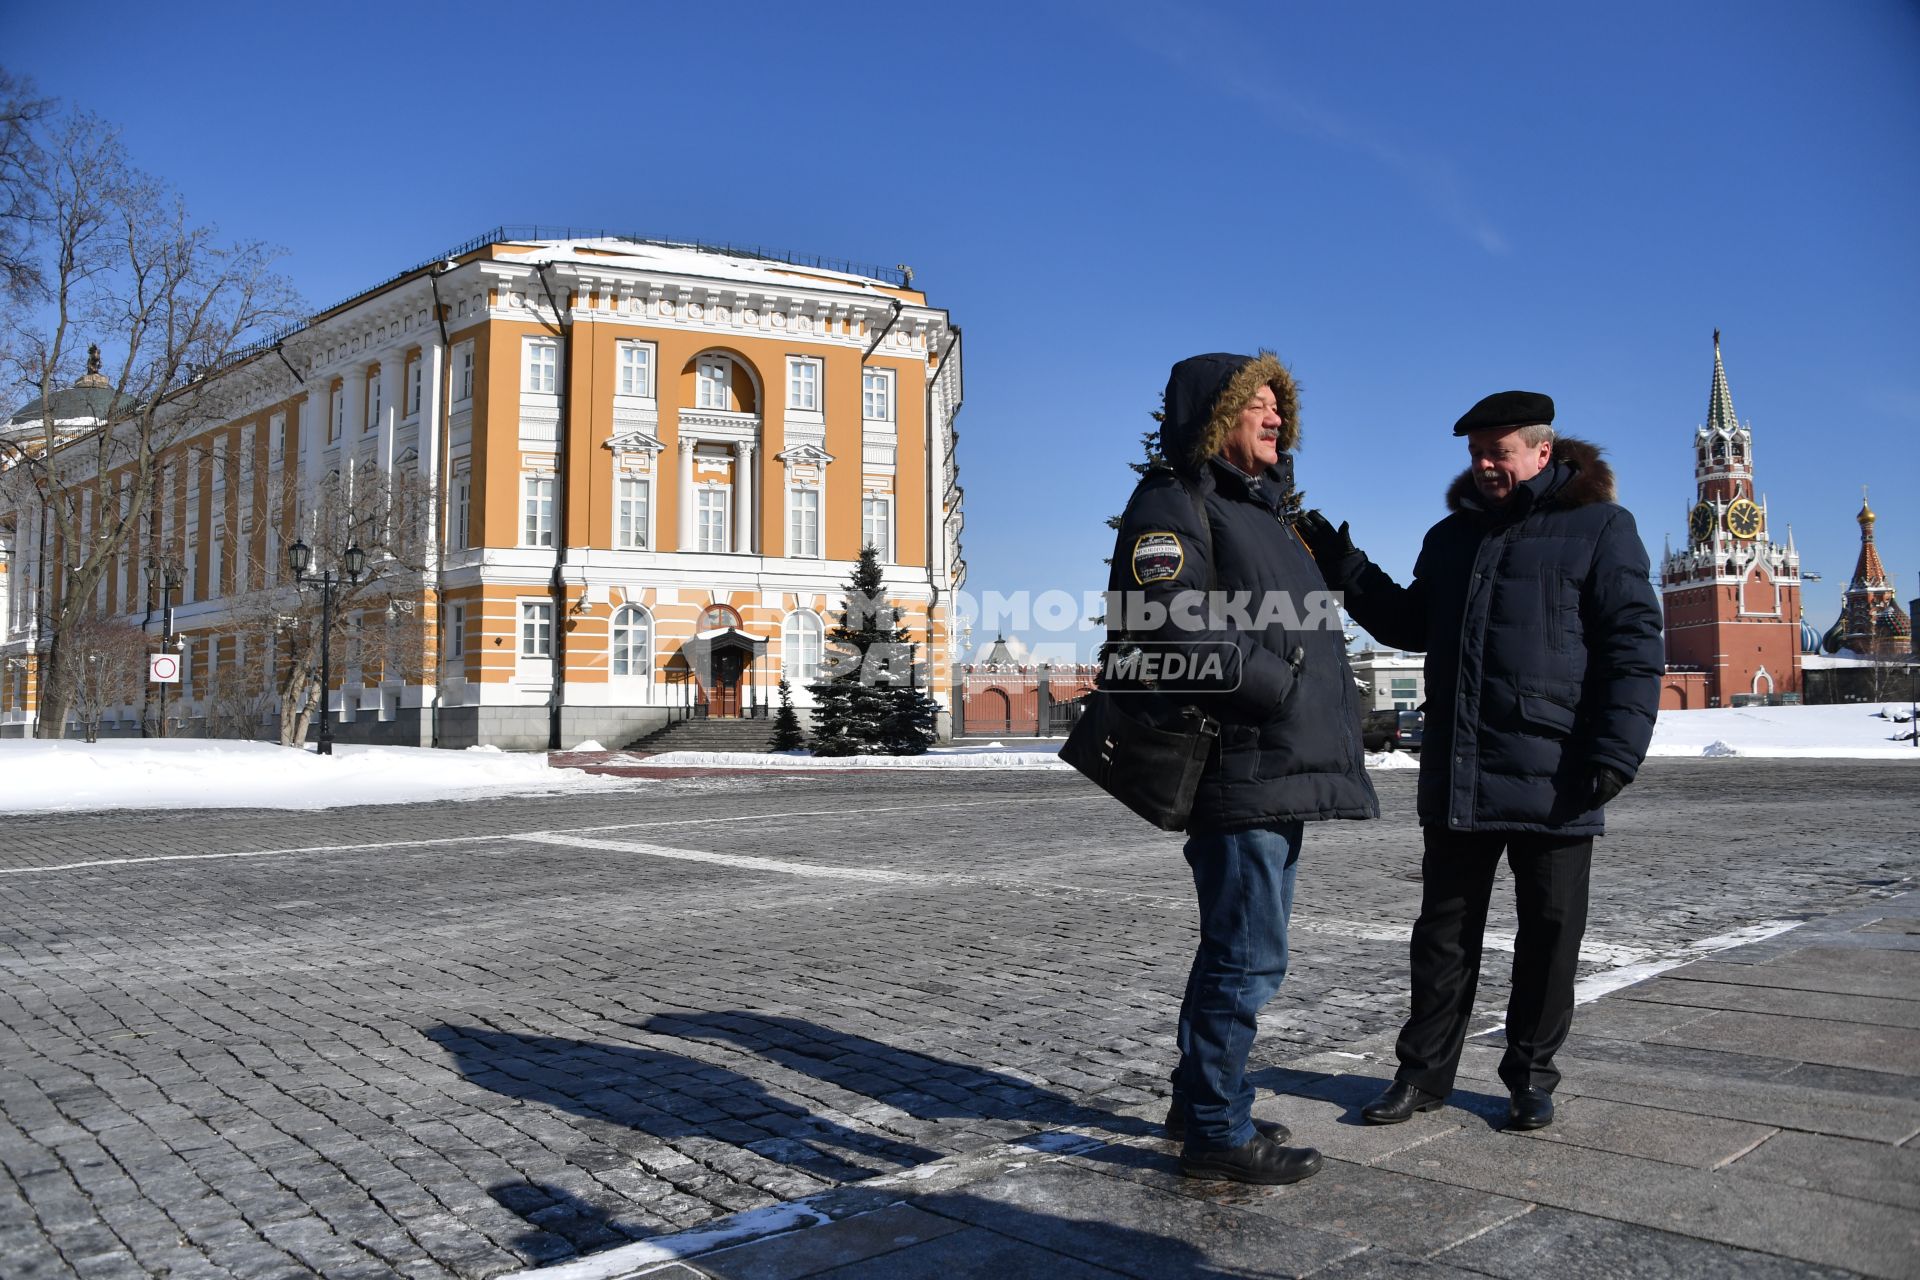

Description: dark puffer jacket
[1106,352,1378,832]
[1323,438,1663,835]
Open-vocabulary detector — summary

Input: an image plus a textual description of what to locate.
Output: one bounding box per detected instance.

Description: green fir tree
[808,545,941,756]
[769,677,807,752]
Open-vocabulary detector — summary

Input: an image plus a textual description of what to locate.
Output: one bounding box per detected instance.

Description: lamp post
[150,560,182,738]
[287,538,365,755]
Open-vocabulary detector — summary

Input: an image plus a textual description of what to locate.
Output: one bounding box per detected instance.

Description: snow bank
[0,739,631,814]
[1648,703,1920,759]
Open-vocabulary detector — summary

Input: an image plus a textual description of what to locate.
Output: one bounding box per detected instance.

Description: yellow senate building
[0,229,966,748]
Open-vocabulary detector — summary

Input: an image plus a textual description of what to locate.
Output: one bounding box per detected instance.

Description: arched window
[783,610,823,684]
[700,603,742,632]
[612,605,652,678]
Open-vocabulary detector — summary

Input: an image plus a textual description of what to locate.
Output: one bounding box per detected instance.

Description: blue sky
[7,0,1917,659]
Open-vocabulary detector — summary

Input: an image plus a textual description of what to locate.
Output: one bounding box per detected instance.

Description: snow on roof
[494,238,910,299]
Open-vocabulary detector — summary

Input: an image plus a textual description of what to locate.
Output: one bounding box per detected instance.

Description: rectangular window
[525,339,557,394]
[788,358,819,411]
[618,342,653,397]
[407,358,422,416]
[454,343,474,402]
[789,487,820,558]
[366,374,382,432]
[862,369,893,421]
[1390,678,1419,705]
[519,601,552,657]
[697,488,729,553]
[447,602,467,659]
[523,475,555,547]
[331,386,345,441]
[270,412,286,457]
[862,496,892,561]
[450,472,471,550]
[696,358,731,411]
[617,477,650,550]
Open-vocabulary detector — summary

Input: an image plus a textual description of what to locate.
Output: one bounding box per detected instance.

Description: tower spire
[1707,328,1739,435]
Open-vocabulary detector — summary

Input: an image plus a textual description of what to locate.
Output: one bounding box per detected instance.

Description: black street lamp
[148,560,183,738]
[287,538,365,755]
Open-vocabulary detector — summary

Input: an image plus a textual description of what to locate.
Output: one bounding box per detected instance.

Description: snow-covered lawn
[0,702,1908,814]
[0,739,632,814]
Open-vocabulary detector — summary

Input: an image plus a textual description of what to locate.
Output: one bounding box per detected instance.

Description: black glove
[1294,509,1355,565]
[1588,765,1629,808]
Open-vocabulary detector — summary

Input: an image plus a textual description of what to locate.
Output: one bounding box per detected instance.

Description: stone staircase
[624,716,779,755]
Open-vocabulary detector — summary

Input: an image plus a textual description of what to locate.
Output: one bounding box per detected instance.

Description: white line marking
[516,833,916,882]
[1295,916,1652,968]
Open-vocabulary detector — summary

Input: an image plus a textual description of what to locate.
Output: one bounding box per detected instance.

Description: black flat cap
[1453,390,1554,436]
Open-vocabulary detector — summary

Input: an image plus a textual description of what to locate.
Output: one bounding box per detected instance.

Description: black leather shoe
[1179,1133,1322,1185]
[1361,1081,1446,1124]
[1163,1104,1290,1146]
[1508,1087,1554,1130]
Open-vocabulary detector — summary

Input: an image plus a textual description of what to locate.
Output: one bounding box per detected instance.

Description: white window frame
[523,475,555,548]
[447,602,467,660]
[862,369,894,422]
[407,357,423,417]
[524,339,558,395]
[331,386,346,441]
[696,357,732,411]
[862,495,893,562]
[787,357,820,412]
[788,486,820,558]
[696,487,729,554]
[783,610,823,685]
[617,341,654,397]
[519,601,553,658]
[616,476,651,550]
[450,471,471,550]
[366,373,382,433]
[454,342,475,403]
[611,604,653,679]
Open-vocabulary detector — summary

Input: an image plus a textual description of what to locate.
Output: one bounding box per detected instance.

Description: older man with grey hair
[1298,390,1663,1131]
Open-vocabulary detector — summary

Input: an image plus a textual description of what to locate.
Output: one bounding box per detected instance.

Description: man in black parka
[1109,352,1377,1184]
[1300,391,1662,1131]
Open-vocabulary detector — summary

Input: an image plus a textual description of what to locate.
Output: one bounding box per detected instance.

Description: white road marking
[515,833,914,882]
[1293,915,1654,968]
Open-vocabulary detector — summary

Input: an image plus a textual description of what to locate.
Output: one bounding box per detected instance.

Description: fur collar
[1444,436,1614,514]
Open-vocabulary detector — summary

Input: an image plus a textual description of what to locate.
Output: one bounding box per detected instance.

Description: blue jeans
[1172,822,1303,1149]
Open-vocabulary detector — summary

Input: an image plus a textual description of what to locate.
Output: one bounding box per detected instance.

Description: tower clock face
[1689,502,1715,542]
[1726,497,1763,540]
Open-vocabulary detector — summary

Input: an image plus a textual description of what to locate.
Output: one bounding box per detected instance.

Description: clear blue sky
[8,0,1917,659]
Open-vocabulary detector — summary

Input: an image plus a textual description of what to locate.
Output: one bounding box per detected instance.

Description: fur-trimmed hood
[1159,351,1301,476]
[1445,435,1614,515]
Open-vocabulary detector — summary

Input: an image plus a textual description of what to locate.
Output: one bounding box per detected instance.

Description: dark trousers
[1394,827,1593,1097]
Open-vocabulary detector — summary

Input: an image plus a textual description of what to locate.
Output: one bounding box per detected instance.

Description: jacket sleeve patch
[1131,532,1185,585]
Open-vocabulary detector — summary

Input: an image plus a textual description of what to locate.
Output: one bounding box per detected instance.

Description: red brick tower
[1660,333,1803,703]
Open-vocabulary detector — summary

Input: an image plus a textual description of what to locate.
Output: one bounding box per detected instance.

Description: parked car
[1362,708,1424,753]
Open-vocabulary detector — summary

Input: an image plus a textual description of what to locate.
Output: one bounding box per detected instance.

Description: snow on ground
[1,702,1908,814]
[1649,703,1920,759]
[0,739,633,815]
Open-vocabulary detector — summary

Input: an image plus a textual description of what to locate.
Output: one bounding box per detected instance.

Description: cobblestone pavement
[1,759,1914,1278]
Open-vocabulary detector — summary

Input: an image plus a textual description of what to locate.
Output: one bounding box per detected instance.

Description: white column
[419,339,445,575]
[679,436,697,551]
[376,353,404,475]
[733,441,755,555]
[301,381,327,536]
[343,367,368,442]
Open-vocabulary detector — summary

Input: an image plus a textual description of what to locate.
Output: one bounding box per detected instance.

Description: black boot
[1508,1087,1554,1130]
[1179,1133,1322,1185]
[1361,1081,1446,1124]
[1164,1103,1290,1145]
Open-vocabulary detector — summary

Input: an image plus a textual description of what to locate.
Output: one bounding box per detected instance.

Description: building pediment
[605,429,666,457]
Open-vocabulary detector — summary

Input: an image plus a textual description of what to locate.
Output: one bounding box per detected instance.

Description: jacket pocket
[1516,692,1577,737]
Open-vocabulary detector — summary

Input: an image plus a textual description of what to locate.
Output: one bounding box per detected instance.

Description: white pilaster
[376,354,404,475]
[420,339,445,576]
[734,441,755,554]
[678,436,696,550]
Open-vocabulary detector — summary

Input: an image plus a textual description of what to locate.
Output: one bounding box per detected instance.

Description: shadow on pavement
[636,1009,1159,1140]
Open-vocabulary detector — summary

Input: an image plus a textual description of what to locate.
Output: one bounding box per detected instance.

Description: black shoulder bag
[1060,476,1220,831]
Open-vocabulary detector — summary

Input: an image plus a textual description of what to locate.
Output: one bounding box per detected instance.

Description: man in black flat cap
[1298,391,1661,1130]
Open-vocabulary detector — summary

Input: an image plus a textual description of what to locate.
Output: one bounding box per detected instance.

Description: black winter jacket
[1323,439,1663,835]
[1106,353,1377,832]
